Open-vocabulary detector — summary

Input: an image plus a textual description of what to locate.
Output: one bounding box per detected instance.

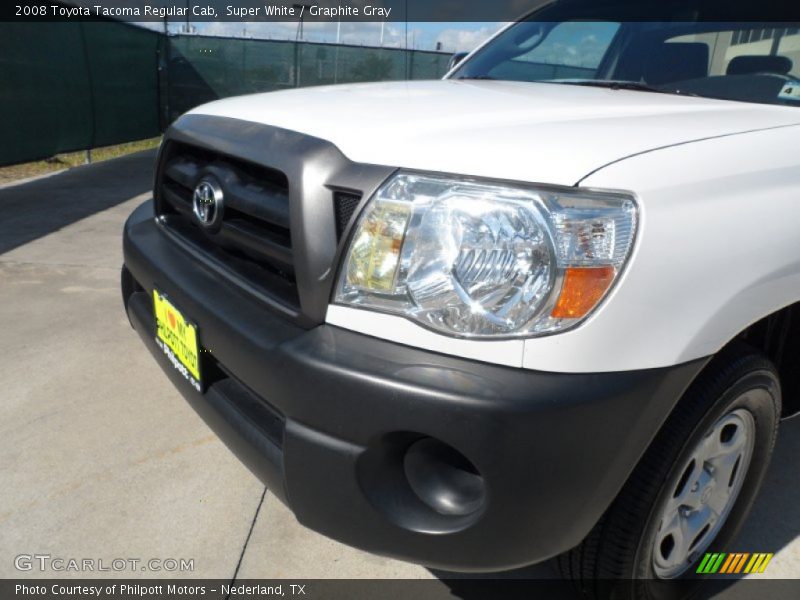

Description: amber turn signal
[551,266,616,319]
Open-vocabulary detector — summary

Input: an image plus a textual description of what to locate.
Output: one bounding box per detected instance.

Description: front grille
[155,116,397,327]
[333,191,362,240]
[156,141,299,309]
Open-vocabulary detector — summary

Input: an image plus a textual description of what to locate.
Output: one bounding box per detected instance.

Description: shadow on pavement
[736,415,800,553]
[0,150,157,255]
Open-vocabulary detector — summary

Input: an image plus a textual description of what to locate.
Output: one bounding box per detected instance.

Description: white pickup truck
[122,3,800,598]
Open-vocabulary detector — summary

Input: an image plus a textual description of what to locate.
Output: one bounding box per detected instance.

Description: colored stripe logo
[696,552,774,574]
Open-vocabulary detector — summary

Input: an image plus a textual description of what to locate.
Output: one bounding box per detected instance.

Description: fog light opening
[403,438,486,517]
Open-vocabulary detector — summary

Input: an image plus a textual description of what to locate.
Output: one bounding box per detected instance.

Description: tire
[556,343,781,600]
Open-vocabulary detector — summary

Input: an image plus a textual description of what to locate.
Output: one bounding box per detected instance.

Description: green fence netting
[164,36,452,122]
[0,24,452,167]
[0,21,163,166]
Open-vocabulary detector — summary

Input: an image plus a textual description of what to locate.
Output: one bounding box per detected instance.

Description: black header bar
[5,0,800,23]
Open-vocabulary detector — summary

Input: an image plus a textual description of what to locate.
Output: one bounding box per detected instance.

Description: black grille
[152,117,397,327]
[334,191,362,240]
[156,141,299,309]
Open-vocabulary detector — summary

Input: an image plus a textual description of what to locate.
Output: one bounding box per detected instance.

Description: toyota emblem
[192,179,224,229]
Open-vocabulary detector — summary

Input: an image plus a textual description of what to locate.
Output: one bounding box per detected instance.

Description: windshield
[451,15,800,107]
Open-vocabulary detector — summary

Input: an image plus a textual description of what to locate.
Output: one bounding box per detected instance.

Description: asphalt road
[0,152,797,595]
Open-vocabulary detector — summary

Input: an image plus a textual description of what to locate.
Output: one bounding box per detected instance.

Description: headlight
[335,172,637,338]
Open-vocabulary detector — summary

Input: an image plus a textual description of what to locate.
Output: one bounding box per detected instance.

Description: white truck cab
[122,4,800,597]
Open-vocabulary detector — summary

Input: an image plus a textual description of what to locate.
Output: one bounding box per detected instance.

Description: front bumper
[123,200,706,571]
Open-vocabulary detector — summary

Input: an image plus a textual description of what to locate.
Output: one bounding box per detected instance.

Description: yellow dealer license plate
[153,290,202,391]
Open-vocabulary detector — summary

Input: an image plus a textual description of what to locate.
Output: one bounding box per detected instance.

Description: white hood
[189,79,800,186]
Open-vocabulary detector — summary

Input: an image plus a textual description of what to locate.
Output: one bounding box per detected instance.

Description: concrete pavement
[0,153,797,590]
[0,152,428,582]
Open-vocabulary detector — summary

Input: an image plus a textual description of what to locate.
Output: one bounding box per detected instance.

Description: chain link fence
[1,21,450,167]
[1,21,163,166]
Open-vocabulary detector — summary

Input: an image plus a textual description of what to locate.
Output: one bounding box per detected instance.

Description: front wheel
[558,344,781,599]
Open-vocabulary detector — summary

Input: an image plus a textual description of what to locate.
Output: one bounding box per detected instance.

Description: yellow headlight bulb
[346,200,411,293]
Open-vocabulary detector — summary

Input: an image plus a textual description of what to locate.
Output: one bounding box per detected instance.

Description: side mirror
[448,52,469,72]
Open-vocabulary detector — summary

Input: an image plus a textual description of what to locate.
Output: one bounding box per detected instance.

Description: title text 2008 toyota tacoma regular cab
[122,4,800,597]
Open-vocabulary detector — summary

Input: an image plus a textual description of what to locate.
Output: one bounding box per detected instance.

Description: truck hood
[188,80,800,186]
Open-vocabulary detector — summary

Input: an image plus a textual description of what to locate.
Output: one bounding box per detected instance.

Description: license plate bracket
[152,290,202,391]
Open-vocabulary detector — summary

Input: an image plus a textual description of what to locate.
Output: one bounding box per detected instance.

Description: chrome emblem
[192,179,223,228]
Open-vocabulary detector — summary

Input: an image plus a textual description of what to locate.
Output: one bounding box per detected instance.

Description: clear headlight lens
[336,173,637,338]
